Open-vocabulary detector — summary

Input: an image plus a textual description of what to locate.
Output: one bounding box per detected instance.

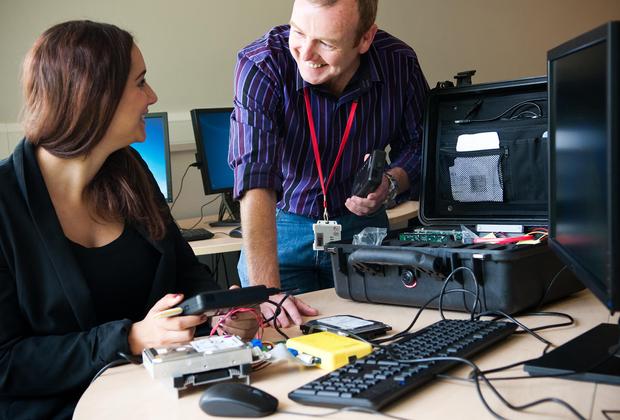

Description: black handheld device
[179,285,280,315]
[351,150,386,198]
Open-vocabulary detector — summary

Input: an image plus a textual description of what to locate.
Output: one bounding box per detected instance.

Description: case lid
[419,76,549,227]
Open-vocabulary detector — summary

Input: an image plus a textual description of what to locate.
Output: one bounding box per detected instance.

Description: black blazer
[0,140,219,419]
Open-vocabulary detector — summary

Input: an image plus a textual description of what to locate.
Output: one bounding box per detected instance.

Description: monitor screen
[523,21,619,386]
[548,23,619,311]
[132,112,173,202]
[190,108,234,195]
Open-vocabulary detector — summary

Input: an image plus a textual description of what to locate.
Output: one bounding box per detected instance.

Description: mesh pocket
[448,153,504,202]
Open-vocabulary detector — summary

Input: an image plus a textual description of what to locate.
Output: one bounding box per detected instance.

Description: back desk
[74,288,619,419]
[182,200,420,256]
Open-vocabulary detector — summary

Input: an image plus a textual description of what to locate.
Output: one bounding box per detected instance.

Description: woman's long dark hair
[21,20,169,240]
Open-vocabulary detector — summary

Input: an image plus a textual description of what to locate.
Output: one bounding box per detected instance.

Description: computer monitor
[132,112,173,202]
[190,107,240,226]
[524,21,620,384]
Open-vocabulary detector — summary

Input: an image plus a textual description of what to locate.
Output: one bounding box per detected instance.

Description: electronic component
[399,227,464,243]
[178,285,280,316]
[286,332,372,370]
[351,150,386,197]
[300,315,391,340]
[312,220,342,251]
[142,335,253,394]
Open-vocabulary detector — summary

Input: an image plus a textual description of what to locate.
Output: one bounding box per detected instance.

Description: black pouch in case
[328,76,583,314]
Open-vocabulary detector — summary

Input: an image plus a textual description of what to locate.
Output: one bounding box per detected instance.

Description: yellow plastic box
[286,331,372,370]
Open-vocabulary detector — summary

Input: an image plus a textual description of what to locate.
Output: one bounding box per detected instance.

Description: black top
[0,140,220,420]
[68,225,159,323]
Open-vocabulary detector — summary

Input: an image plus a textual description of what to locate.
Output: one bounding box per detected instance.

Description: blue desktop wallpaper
[132,116,171,201]
[197,111,234,190]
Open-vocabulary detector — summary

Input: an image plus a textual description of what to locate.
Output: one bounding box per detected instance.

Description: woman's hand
[128,293,207,355]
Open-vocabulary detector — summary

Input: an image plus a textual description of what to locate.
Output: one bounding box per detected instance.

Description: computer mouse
[199,382,278,417]
[229,226,243,238]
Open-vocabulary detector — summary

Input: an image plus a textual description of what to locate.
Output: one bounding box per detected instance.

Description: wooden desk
[386,200,419,230]
[181,201,419,256]
[178,215,243,256]
[75,289,619,419]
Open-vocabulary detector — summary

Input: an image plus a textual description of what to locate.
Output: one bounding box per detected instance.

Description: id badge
[312,220,342,251]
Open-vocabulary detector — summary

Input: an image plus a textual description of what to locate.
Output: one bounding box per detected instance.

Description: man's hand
[260,293,319,328]
[346,174,389,216]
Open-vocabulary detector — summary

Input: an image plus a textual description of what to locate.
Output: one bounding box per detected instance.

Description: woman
[0,20,257,419]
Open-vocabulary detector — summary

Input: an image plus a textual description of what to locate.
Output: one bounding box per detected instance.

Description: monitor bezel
[547,21,619,312]
[190,107,234,196]
[142,111,173,203]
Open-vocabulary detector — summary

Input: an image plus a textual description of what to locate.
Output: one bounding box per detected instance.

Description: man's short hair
[306,0,378,44]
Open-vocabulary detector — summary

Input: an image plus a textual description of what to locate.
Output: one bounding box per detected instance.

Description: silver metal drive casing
[142,335,253,379]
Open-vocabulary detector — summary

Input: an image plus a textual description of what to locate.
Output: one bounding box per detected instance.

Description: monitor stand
[524,322,620,385]
[210,192,241,228]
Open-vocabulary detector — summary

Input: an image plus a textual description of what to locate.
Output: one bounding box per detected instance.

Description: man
[229,0,429,326]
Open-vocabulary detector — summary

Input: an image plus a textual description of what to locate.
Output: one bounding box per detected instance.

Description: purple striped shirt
[229,25,429,219]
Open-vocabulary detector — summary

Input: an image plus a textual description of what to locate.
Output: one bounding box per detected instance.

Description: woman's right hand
[128,293,207,355]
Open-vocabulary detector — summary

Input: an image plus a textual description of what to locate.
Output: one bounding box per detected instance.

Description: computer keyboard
[288,319,517,410]
[181,228,214,241]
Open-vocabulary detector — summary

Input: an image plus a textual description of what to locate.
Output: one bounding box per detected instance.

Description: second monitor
[132,112,173,203]
[190,107,240,227]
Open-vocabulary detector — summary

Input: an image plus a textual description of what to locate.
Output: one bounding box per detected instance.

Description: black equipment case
[329,76,583,314]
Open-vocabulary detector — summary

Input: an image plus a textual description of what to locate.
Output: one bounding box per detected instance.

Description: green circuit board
[399,228,464,243]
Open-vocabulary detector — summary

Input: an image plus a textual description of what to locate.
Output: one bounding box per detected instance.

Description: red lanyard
[303,87,358,219]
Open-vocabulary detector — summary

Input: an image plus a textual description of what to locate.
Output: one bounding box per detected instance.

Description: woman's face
[102,45,158,152]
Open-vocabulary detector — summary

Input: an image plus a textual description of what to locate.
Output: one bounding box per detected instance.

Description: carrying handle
[348,248,441,275]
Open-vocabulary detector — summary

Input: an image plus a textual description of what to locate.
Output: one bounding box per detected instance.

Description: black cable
[170,162,196,211]
[213,252,221,286]
[380,265,484,345]
[437,369,579,382]
[118,352,142,364]
[371,293,439,344]
[221,251,230,288]
[486,310,574,336]
[438,266,481,321]
[279,406,410,420]
[385,352,585,420]
[372,285,483,345]
[454,98,546,124]
[513,311,574,334]
[535,265,568,309]
[369,273,583,418]
[90,360,129,385]
[263,294,292,339]
[316,275,583,419]
[474,351,549,378]
[453,311,572,377]
[441,345,618,384]
[183,195,221,231]
[218,197,225,221]
[89,352,142,385]
[351,263,582,418]
[371,288,481,345]
[475,310,552,347]
[603,410,620,420]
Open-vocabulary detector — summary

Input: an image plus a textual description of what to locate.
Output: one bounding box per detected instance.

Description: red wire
[209,307,266,339]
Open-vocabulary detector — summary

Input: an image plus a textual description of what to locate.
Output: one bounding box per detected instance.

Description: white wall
[1,0,619,218]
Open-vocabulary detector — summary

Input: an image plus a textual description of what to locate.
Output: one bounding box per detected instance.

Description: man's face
[289,0,375,95]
